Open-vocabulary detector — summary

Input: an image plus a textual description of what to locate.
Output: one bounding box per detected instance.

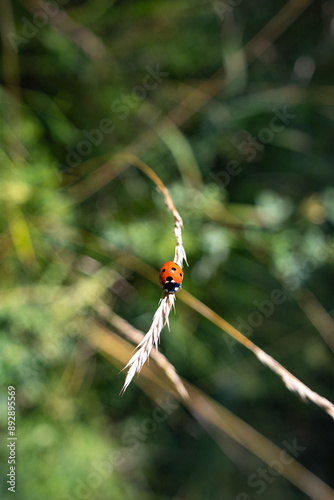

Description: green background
[0,1,333,499]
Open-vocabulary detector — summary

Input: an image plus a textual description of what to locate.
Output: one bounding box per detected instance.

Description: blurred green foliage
[0,1,334,499]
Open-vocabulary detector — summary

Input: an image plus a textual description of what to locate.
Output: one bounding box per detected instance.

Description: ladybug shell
[159,261,184,293]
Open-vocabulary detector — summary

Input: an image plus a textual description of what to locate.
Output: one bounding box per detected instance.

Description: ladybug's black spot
[179,273,182,276]
[162,269,166,273]
[171,267,176,272]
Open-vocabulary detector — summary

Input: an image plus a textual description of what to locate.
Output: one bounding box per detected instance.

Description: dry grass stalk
[59,221,333,417]
[120,157,187,394]
[106,311,189,400]
[181,291,334,420]
[115,153,187,269]
[120,293,175,394]
[254,348,334,419]
[91,325,334,500]
[112,156,334,419]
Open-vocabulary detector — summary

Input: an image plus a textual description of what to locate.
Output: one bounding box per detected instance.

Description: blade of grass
[180,289,334,420]
[112,157,187,392]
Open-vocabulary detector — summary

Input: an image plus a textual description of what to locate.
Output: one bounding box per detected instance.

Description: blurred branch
[139,101,203,189]
[243,0,314,61]
[183,382,334,500]
[87,321,176,397]
[88,323,334,500]
[21,0,120,75]
[67,158,127,204]
[70,153,188,238]
[59,340,96,396]
[69,152,260,230]
[295,288,334,353]
[245,235,334,353]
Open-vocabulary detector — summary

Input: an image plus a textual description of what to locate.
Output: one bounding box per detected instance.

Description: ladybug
[159,261,184,293]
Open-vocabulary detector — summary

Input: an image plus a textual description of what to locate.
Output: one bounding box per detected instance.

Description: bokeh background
[0,0,334,499]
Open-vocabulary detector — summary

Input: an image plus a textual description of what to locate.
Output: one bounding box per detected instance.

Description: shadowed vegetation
[0,1,334,499]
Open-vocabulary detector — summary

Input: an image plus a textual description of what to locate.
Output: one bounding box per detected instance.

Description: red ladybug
[159,261,184,293]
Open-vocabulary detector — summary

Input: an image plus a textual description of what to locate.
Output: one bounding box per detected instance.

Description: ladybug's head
[162,280,181,294]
